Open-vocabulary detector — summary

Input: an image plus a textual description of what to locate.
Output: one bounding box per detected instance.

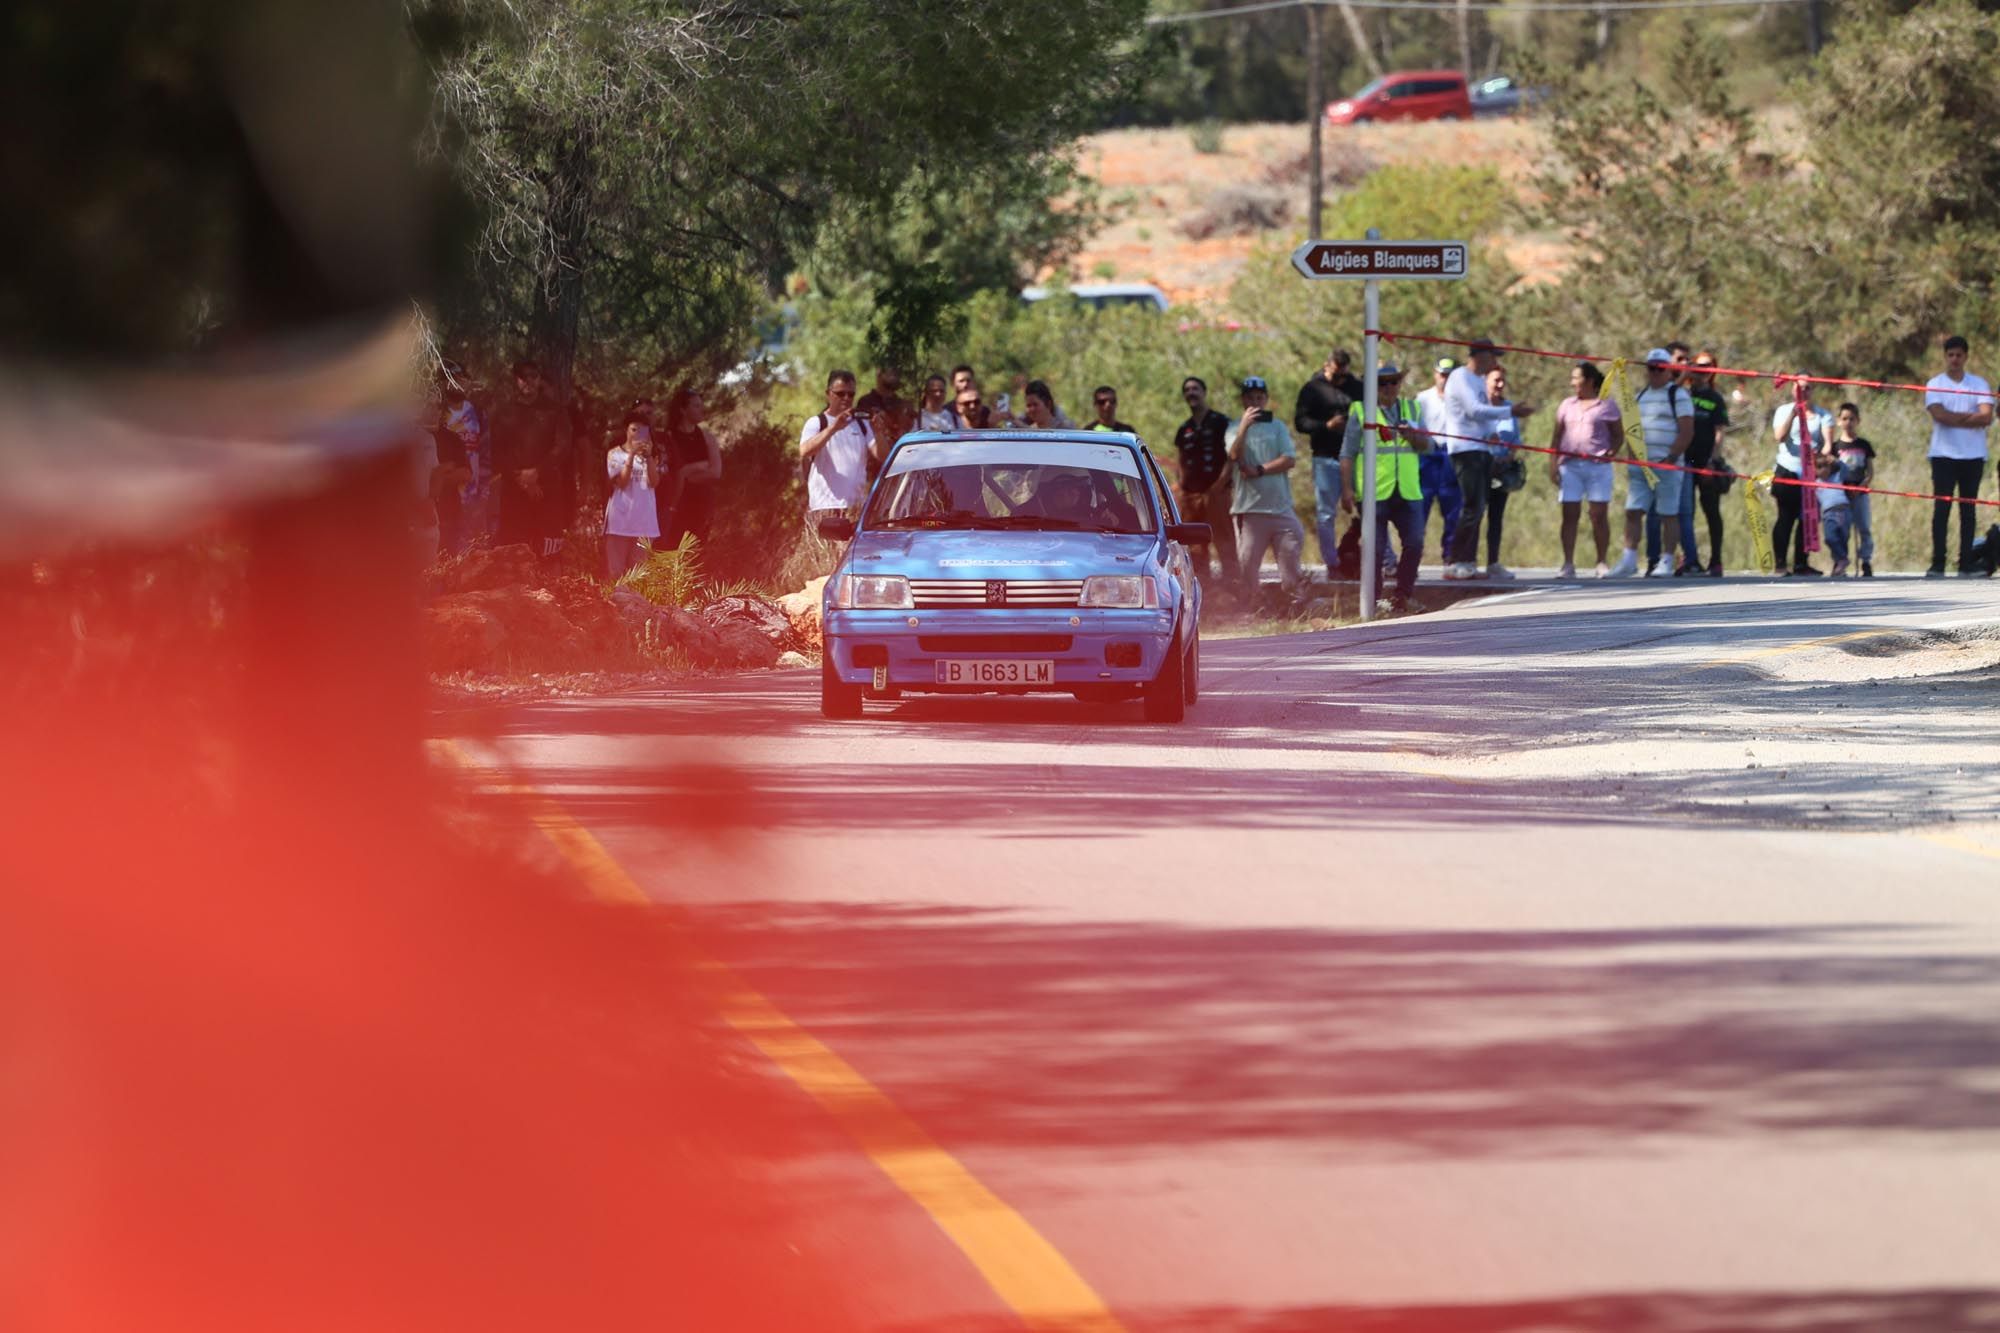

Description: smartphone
[1255,409,1274,424]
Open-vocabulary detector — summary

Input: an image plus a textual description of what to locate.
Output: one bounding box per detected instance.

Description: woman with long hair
[914,374,956,431]
[1548,361,1620,578]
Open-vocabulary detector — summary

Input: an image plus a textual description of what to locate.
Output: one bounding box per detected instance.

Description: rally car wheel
[821,651,864,720]
[1143,633,1187,724]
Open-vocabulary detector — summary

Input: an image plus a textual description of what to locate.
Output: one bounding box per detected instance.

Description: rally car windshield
[865,446,1157,535]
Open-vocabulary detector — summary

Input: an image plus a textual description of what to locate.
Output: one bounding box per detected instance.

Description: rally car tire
[1183,626,1200,706]
[1143,633,1187,723]
[821,651,864,719]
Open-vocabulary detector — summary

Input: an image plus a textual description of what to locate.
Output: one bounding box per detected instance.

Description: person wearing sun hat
[1340,361,1431,611]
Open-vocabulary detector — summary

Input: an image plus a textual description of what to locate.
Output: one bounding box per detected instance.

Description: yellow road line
[1687,626,1905,673]
[431,739,1128,1333]
[1918,830,2000,862]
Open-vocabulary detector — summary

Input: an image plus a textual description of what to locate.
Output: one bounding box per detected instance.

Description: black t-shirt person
[1174,409,1232,493]
[1686,384,1732,470]
[1294,370,1365,458]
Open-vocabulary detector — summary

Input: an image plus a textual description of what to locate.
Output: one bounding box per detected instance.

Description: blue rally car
[816,430,1209,722]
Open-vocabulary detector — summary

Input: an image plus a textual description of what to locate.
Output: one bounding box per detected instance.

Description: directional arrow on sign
[1291,239,1469,281]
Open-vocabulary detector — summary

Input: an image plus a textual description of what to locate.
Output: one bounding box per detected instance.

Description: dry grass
[1064,120,1549,308]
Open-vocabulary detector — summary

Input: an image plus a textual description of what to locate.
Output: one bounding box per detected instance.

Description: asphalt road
[445,577,2000,1333]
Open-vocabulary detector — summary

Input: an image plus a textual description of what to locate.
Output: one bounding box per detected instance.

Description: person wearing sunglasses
[1087,385,1137,435]
[1645,346,1706,576]
[1684,352,1733,575]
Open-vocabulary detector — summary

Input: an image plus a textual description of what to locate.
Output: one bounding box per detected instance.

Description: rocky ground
[424,543,827,687]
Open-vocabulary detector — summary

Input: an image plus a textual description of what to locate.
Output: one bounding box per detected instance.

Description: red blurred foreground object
[0,457,862,1333]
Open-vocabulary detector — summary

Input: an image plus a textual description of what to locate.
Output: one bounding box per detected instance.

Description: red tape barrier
[1360,420,2000,509]
[1364,329,2000,402]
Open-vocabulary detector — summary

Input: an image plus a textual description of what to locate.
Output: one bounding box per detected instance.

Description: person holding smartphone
[603,412,660,580]
[1226,375,1304,600]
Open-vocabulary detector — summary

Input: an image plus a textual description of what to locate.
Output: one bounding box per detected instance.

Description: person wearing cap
[1339,362,1430,611]
[1226,375,1305,600]
[1612,347,1694,578]
[1645,345,1705,575]
[1414,357,1462,568]
[1443,338,1533,580]
[1294,347,1365,580]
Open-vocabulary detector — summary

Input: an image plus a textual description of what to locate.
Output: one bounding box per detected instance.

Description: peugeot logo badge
[985,580,1006,606]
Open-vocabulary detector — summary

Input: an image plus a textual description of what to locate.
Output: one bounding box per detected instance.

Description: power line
[1147,0,1809,21]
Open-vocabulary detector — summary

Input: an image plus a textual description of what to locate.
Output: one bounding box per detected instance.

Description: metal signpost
[1290,231,1468,620]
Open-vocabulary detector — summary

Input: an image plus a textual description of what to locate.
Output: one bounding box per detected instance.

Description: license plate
[934,659,1055,685]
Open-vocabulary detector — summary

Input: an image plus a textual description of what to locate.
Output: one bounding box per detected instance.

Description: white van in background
[1020,282,1170,313]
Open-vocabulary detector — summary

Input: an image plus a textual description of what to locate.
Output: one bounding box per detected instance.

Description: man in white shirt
[1612,347,1694,578]
[1414,357,1462,570]
[1443,339,1533,579]
[1924,334,1994,576]
[799,369,880,564]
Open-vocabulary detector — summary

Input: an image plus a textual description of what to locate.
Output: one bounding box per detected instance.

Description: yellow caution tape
[1604,357,1641,456]
[1746,470,1776,574]
[1602,357,1642,510]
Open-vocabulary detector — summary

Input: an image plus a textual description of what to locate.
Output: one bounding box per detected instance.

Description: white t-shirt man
[1634,382,1694,460]
[800,412,875,512]
[1925,370,1994,460]
[1443,364,1514,455]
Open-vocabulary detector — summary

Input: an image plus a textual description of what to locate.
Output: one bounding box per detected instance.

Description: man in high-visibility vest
[1339,363,1432,612]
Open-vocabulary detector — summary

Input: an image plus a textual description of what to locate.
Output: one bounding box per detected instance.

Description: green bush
[702,417,807,589]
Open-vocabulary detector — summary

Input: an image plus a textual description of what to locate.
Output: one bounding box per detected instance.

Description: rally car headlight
[834,574,913,610]
[1079,575,1159,608]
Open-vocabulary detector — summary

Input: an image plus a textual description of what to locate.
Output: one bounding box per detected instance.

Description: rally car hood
[844,528,1159,579]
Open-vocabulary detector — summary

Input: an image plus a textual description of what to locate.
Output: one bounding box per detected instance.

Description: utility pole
[1456,0,1472,76]
[1803,0,1824,54]
[1306,1,1324,240]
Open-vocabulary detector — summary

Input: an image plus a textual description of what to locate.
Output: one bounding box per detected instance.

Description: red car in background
[1324,70,1472,124]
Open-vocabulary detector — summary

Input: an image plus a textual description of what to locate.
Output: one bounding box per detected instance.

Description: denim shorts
[1625,452,1685,514]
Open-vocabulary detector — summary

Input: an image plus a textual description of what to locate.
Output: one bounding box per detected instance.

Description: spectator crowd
[422,360,727,580]
[419,333,1999,602]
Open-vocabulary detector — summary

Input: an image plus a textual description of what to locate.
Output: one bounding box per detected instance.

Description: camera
[1969,523,2000,577]
[1254,409,1274,424]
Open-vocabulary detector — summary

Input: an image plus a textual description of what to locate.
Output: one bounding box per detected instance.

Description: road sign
[1295,232,1472,621]
[1290,239,1468,281]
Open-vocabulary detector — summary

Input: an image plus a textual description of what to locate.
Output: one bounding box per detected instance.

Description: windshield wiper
[982,515,1084,530]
